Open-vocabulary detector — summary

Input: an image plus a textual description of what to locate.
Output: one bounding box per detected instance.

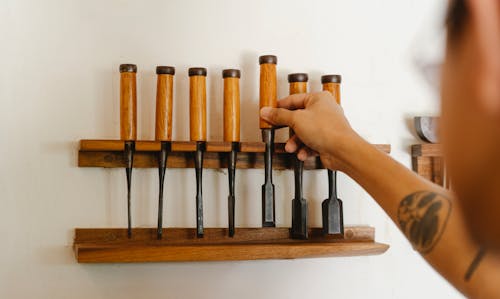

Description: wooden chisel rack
[75,140,391,263]
[74,58,391,263]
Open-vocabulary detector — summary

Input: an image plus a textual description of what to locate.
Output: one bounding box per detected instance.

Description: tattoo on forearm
[464,247,486,281]
[397,191,451,254]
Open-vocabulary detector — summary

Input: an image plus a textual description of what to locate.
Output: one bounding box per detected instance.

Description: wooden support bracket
[411,144,444,186]
[74,226,389,263]
[74,139,392,263]
[78,140,391,170]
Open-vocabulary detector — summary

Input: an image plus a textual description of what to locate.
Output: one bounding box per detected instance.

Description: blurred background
[0,0,460,298]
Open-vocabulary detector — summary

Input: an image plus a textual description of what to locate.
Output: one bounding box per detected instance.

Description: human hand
[260,91,359,171]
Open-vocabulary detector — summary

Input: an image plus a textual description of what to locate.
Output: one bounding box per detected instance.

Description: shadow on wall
[208,64,223,141]
[239,51,260,142]
[95,66,116,140]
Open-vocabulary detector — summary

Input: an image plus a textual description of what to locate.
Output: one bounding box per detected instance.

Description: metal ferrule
[157,141,170,240]
[228,142,238,237]
[262,129,274,184]
[328,170,337,200]
[261,128,276,227]
[228,142,238,197]
[294,159,304,200]
[195,141,205,238]
[124,141,135,238]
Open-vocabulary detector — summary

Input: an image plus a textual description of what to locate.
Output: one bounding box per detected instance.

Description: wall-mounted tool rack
[75,139,391,263]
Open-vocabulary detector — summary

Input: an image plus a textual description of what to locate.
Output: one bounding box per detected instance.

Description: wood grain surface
[289,81,307,137]
[189,75,207,141]
[78,140,391,169]
[259,63,277,129]
[289,82,307,95]
[223,77,240,142]
[74,226,389,263]
[155,74,174,141]
[323,82,341,105]
[120,72,137,140]
[412,144,445,187]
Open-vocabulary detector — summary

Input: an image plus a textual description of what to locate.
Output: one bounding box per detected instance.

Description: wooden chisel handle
[119,64,137,141]
[155,66,175,141]
[322,75,342,199]
[288,73,308,136]
[321,74,341,105]
[223,69,241,142]
[189,68,207,141]
[288,73,308,95]
[259,55,277,129]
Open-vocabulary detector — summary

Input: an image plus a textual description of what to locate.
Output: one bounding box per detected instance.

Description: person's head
[441,0,500,249]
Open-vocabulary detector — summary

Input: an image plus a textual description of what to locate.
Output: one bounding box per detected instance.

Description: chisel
[288,73,308,239]
[321,74,344,236]
[154,66,175,239]
[222,69,241,237]
[189,67,207,238]
[119,64,137,238]
[259,55,277,227]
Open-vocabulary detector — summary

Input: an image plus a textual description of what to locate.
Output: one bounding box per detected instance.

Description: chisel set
[75,54,391,263]
[116,55,344,241]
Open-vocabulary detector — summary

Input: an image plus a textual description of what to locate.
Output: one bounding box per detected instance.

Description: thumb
[260,107,295,127]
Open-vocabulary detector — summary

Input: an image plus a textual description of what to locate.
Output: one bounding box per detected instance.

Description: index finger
[277,93,309,110]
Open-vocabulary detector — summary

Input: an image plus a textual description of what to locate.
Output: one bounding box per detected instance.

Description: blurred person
[260,0,500,297]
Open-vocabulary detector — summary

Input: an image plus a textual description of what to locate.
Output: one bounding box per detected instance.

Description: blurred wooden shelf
[411,143,442,157]
[412,143,445,186]
[74,226,389,263]
[78,140,391,170]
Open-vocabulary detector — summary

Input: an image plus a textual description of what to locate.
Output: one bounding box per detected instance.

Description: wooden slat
[78,140,391,170]
[73,227,389,263]
[412,143,442,157]
[79,140,292,153]
[75,242,389,263]
[412,156,433,181]
[80,139,124,151]
[240,141,264,153]
[74,227,375,245]
[171,141,196,152]
[432,156,444,186]
[412,143,446,187]
[78,151,298,169]
[206,141,232,152]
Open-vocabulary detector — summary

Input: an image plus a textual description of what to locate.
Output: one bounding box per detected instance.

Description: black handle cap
[288,73,308,83]
[156,66,175,75]
[222,69,241,78]
[188,67,207,77]
[259,55,277,65]
[321,74,342,84]
[119,64,137,73]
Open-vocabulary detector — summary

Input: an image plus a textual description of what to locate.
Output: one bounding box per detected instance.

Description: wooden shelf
[412,143,444,186]
[75,139,391,263]
[74,226,389,263]
[411,143,442,157]
[79,140,391,170]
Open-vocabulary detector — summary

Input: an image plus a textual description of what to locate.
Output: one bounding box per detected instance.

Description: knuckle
[318,91,331,101]
[304,94,314,106]
[277,99,286,109]
[310,92,324,104]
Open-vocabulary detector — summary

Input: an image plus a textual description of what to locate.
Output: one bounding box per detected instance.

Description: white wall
[0,0,463,298]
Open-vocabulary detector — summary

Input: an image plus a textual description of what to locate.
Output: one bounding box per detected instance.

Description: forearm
[337,134,439,218]
[337,134,499,298]
[260,91,500,297]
